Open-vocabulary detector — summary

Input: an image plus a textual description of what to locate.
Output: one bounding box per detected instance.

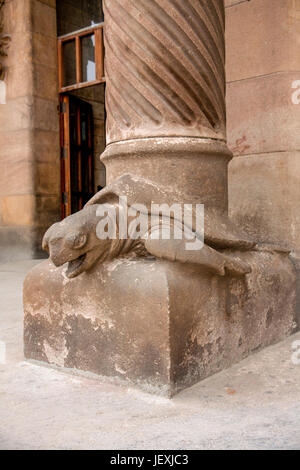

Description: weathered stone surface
[104,0,226,143]
[0,161,34,197]
[34,162,60,196]
[226,0,300,271]
[32,130,60,164]
[32,32,56,68]
[227,72,300,156]
[0,226,45,261]
[226,0,300,83]
[31,0,57,37]
[24,249,297,396]
[41,174,253,281]
[102,139,231,216]
[1,194,35,226]
[229,152,300,251]
[0,0,60,260]
[0,96,33,131]
[4,0,32,34]
[23,0,299,396]
[34,195,60,228]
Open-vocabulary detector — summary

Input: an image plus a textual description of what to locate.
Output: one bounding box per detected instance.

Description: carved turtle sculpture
[43,174,254,279]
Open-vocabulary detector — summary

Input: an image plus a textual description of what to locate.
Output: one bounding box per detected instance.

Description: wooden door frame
[58,23,105,93]
[60,94,71,218]
[60,94,94,219]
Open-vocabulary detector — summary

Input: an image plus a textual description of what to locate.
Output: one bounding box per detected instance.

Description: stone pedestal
[24,249,297,397]
[23,0,299,396]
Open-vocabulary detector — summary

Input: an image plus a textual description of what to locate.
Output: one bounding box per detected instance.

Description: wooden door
[60,94,94,218]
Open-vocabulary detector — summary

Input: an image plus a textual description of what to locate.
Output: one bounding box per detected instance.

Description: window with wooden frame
[58,23,105,93]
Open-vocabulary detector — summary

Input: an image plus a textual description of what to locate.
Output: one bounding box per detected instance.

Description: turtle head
[42,205,112,278]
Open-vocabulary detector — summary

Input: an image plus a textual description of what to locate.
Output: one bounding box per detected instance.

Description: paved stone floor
[0,259,300,450]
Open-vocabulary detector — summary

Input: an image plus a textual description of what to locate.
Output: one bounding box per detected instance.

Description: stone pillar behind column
[0,0,60,262]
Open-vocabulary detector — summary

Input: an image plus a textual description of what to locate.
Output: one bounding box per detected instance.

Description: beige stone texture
[227,72,300,156]
[5,64,34,100]
[23,0,299,397]
[4,0,32,34]
[34,162,61,196]
[1,194,35,226]
[24,251,297,396]
[0,160,34,196]
[0,0,60,260]
[226,0,300,82]
[31,0,57,38]
[0,96,34,131]
[34,195,61,228]
[226,0,300,253]
[229,152,300,250]
[32,32,57,69]
[3,31,32,68]
[32,130,60,164]
[0,129,33,162]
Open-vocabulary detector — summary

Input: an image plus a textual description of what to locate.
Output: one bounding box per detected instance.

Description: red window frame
[58,23,105,93]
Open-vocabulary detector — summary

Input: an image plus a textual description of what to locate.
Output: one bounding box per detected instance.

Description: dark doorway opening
[56,0,106,219]
[60,94,94,218]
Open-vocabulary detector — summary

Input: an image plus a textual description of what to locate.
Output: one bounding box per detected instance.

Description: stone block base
[24,251,297,396]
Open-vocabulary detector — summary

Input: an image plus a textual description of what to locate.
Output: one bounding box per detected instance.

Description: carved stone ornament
[42,174,253,279]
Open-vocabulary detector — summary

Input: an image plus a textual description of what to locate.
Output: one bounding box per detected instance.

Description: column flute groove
[103,0,226,144]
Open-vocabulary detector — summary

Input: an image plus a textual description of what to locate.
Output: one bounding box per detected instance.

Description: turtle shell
[86,174,255,250]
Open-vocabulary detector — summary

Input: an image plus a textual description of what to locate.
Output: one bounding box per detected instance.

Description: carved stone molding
[0,0,10,80]
[102,0,229,207]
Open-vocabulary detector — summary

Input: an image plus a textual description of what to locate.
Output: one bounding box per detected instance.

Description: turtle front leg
[144,230,251,277]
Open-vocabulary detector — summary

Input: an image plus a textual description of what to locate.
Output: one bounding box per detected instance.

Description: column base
[102,137,232,214]
[24,251,297,397]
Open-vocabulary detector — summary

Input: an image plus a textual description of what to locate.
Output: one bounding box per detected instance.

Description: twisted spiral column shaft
[102,0,230,213]
[104,0,226,143]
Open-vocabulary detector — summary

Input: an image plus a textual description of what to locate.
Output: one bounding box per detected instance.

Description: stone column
[102,0,231,214]
[23,0,298,397]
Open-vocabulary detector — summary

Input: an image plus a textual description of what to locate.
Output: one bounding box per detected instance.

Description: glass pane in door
[62,40,76,87]
[81,34,96,83]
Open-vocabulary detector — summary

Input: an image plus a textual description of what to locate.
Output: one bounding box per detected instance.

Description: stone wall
[226,0,300,255]
[0,0,106,261]
[0,0,60,261]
